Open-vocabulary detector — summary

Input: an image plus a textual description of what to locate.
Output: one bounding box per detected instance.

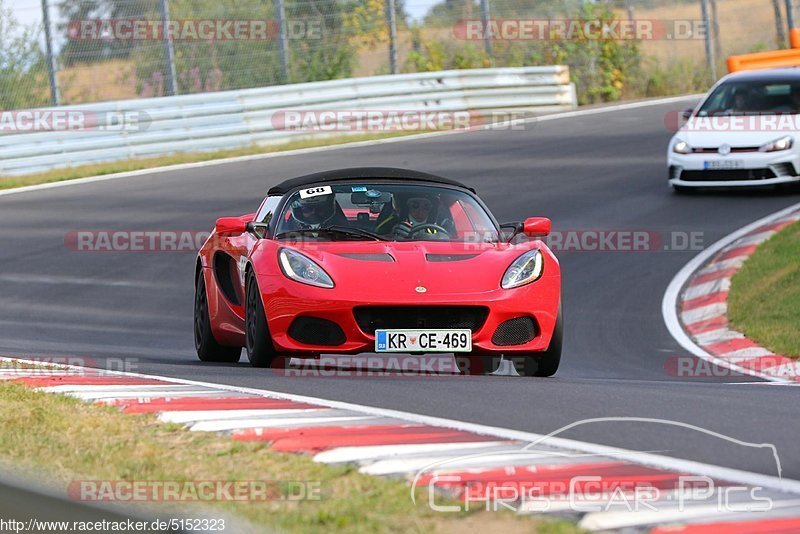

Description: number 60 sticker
[299,186,332,199]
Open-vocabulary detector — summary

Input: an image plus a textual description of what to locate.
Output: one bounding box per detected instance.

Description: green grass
[728,220,800,358]
[0,131,432,191]
[0,379,582,534]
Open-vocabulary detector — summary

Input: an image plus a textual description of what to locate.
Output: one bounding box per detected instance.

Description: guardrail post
[159,0,178,96]
[40,0,60,106]
[479,0,493,62]
[274,0,292,83]
[386,0,399,74]
[699,0,717,81]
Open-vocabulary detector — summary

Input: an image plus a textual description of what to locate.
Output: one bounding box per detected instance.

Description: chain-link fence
[0,0,795,110]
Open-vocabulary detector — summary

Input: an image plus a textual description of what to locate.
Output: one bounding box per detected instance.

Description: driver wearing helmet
[393,194,446,238]
[287,193,339,230]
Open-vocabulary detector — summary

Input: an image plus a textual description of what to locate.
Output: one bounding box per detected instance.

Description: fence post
[700,0,717,81]
[774,0,788,47]
[158,0,178,96]
[386,0,399,74]
[274,0,291,83]
[479,0,493,62]
[786,0,796,35]
[40,0,60,106]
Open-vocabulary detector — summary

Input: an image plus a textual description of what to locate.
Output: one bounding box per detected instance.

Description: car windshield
[274,183,499,242]
[697,80,800,115]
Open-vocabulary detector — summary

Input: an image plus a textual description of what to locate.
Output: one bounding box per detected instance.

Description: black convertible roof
[267,167,476,195]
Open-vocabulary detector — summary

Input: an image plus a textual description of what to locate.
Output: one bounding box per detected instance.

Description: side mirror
[680,108,694,121]
[523,217,551,238]
[215,217,248,235]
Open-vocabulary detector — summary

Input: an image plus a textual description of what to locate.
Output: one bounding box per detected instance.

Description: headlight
[278,248,334,288]
[759,136,793,152]
[501,250,544,289]
[672,139,691,154]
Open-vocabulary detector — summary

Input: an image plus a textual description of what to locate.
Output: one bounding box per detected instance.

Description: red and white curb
[664,202,800,384]
[3,358,800,532]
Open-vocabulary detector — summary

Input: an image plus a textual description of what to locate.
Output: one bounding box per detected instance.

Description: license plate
[375,329,472,353]
[704,160,744,170]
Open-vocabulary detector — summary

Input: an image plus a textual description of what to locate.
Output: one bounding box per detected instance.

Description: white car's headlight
[501,250,544,289]
[278,248,334,288]
[672,139,692,154]
[759,135,794,152]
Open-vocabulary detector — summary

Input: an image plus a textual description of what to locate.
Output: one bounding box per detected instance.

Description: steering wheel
[406,223,451,239]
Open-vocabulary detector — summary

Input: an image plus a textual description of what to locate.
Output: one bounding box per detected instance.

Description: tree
[0,1,49,110]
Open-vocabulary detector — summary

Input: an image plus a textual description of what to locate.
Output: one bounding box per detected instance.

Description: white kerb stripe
[189,415,377,432]
[681,303,727,326]
[314,441,514,464]
[157,408,327,424]
[683,278,731,301]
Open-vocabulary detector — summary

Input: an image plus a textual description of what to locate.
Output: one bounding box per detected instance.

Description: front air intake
[492,317,537,346]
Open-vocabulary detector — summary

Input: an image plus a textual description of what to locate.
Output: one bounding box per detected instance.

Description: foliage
[127,0,358,96]
[58,0,153,66]
[0,1,50,110]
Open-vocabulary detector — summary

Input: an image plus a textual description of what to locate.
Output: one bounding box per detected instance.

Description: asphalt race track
[2,99,799,479]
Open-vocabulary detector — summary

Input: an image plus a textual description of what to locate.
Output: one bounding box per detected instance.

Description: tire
[522,306,563,377]
[245,272,278,368]
[672,184,694,194]
[194,272,241,363]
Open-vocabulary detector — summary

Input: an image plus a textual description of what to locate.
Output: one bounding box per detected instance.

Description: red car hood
[283,241,544,296]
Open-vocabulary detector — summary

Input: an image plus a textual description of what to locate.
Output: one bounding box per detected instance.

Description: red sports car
[194,168,562,376]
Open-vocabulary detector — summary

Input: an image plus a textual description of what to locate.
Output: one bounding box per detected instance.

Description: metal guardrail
[0,67,576,176]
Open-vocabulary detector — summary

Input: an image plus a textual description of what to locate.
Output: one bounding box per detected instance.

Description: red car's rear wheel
[194,273,241,363]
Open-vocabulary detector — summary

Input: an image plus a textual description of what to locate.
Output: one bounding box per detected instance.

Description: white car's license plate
[375,329,472,352]
[704,160,744,170]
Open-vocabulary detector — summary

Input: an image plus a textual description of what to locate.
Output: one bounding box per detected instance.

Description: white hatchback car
[668,68,800,191]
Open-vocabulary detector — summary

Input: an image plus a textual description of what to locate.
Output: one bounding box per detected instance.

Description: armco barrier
[0,66,576,176]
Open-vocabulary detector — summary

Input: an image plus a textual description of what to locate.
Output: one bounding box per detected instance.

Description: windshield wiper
[275,226,388,241]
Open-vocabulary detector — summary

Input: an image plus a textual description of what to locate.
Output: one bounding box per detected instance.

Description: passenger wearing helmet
[287,193,339,230]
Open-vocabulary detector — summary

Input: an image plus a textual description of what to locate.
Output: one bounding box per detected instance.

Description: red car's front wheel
[245,273,279,368]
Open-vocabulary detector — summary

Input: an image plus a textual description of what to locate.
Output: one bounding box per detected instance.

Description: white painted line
[0,94,700,200]
[190,415,377,432]
[9,356,800,496]
[157,408,326,424]
[662,201,800,384]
